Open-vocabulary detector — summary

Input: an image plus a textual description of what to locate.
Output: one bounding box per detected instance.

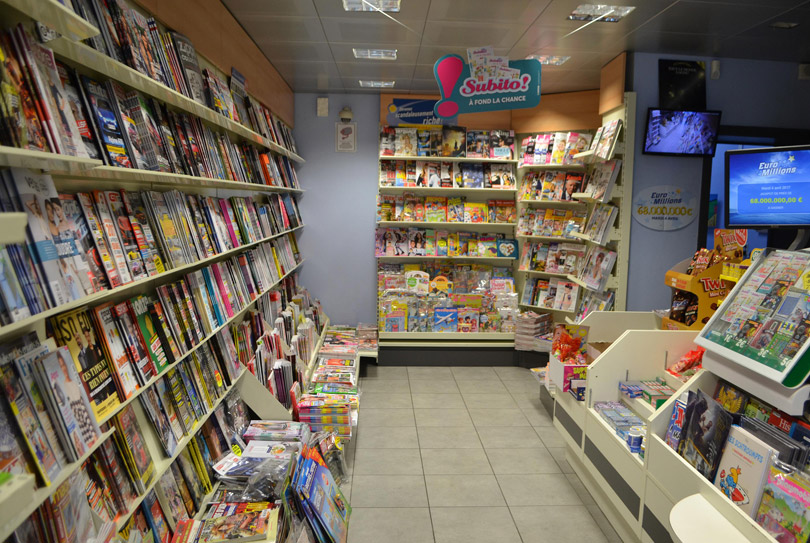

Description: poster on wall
[385,99,454,126]
[633,185,698,231]
[433,46,541,119]
[336,122,356,152]
[658,60,706,110]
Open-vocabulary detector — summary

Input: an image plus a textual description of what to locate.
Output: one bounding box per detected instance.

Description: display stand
[375,150,518,353]
[662,258,732,331]
[515,92,636,324]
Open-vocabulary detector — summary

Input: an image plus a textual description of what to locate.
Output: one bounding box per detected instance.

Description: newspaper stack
[515,311,553,351]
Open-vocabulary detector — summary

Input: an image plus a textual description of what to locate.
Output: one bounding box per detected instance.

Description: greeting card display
[697,249,810,387]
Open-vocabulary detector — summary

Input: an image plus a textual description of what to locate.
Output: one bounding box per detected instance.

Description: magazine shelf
[379,155,517,164]
[0,428,115,543]
[95,257,304,426]
[379,331,514,341]
[517,234,585,244]
[518,303,575,316]
[1,0,100,40]
[518,163,586,172]
[0,212,27,245]
[48,37,304,163]
[669,494,750,543]
[569,229,620,247]
[378,186,516,198]
[0,474,35,530]
[305,316,331,383]
[518,269,569,279]
[376,220,516,234]
[0,145,103,172]
[519,199,587,208]
[114,368,250,532]
[572,188,624,204]
[377,255,514,265]
[0,227,305,342]
[52,166,304,195]
[192,481,222,522]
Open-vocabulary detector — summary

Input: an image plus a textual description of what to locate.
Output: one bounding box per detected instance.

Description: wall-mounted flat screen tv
[643,108,722,157]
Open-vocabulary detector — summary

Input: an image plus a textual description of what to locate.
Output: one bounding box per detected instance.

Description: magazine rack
[0,0,310,537]
[515,93,636,326]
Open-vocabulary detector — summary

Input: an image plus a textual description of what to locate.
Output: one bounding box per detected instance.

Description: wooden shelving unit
[379,186,516,198]
[379,155,517,164]
[0,145,102,172]
[1,0,100,41]
[376,220,516,234]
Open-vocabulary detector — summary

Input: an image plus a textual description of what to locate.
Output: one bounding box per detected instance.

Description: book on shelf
[714,425,776,518]
[112,403,155,493]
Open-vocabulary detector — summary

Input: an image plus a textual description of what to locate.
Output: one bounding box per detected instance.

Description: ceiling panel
[257,41,334,62]
[223,0,317,17]
[528,0,680,36]
[636,1,786,35]
[310,0,432,20]
[330,44,421,63]
[420,21,529,48]
[625,31,726,56]
[342,76,413,90]
[415,45,512,65]
[240,16,327,43]
[319,17,426,44]
[409,78,440,92]
[427,0,553,23]
[335,62,418,78]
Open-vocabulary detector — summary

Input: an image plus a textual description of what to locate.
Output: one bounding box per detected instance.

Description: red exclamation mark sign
[434,55,464,117]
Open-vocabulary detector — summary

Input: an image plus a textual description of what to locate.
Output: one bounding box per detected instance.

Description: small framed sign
[336,122,357,152]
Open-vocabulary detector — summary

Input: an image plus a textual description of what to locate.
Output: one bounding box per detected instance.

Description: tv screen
[643,109,721,156]
[726,145,810,228]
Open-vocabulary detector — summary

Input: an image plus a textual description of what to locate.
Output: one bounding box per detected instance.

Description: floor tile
[534,426,566,448]
[340,480,352,501]
[510,505,608,543]
[586,503,622,543]
[430,507,522,543]
[468,408,530,427]
[455,380,507,394]
[425,474,505,506]
[353,448,424,475]
[360,379,410,393]
[411,393,466,409]
[566,472,596,505]
[347,508,434,543]
[520,405,554,427]
[408,366,454,380]
[548,447,575,474]
[351,475,429,507]
[360,392,413,408]
[485,448,560,474]
[421,448,493,475]
[357,426,419,449]
[496,473,583,506]
[502,379,540,395]
[476,426,543,449]
[493,366,534,380]
[357,408,415,428]
[509,393,545,411]
[363,365,409,380]
[461,393,517,409]
[450,366,498,380]
[410,379,459,393]
[417,426,482,449]
[414,408,473,427]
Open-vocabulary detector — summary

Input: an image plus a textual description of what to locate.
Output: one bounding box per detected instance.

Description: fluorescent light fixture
[527,55,571,66]
[359,80,396,88]
[770,21,799,29]
[343,0,400,12]
[567,4,635,22]
[353,48,398,60]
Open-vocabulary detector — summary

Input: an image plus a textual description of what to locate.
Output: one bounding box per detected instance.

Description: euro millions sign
[433,55,542,118]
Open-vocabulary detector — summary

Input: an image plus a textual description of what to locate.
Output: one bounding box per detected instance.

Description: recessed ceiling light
[770,21,799,29]
[567,4,636,22]
[353,48,398,60]
[359,80,396,88]
[527,55,571,66]
[343,0,400,12]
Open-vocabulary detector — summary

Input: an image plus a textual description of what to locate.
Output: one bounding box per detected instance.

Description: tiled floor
[340,365,621,543]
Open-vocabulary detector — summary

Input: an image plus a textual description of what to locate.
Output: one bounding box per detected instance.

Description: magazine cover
[58,193,107,294]
[394,127,416,156]
[93,302,141,399]
[50,307,120,420]
[489,129,515,159]
[755,465,810,541]
[441,126,465,157]
[714,426,775,518]
[197,509,277,543]
[681,389,733,481]
[116,403,156,491]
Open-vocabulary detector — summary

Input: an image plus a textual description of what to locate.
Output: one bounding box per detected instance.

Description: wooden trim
[134,0,294,125]
[511,90,602,133]
[599,52,626,115]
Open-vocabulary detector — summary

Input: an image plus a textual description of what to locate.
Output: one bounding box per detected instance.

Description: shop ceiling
[223,0,810,94]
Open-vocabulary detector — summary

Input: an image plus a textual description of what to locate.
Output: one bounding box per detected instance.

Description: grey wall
[627,52,810,311]
[293,93,380,325]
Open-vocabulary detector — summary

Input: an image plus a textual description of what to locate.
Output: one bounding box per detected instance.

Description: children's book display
[661,378,810,539]
[378,264,518,333]
[375,226,518,259]
[379,159,515,188]
[377,195,516,224]
[381,125,515,160]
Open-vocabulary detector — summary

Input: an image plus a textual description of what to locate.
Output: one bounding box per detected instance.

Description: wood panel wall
[599,52,626,116]
[135,0,295,125]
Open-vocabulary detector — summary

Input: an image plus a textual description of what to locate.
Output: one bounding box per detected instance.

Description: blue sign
[433,55,541,118]
[385,99,455,126]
